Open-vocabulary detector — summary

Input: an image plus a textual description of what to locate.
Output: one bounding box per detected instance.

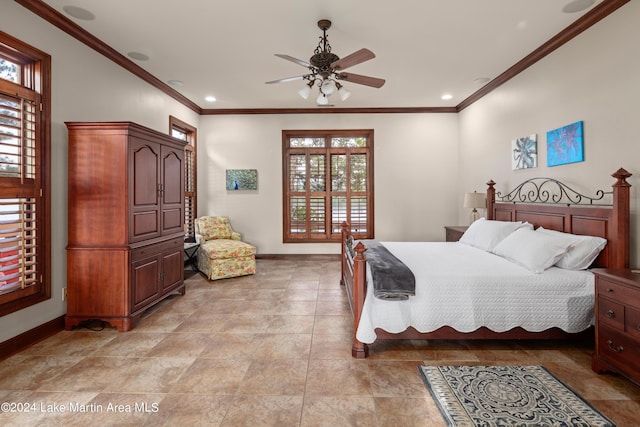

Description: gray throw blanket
[361,240,416,301]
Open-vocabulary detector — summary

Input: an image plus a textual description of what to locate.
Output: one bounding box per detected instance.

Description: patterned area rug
[418,365,615,427]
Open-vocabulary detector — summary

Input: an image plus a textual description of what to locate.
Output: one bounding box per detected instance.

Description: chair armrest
[195,233,207,244]
[231,231,242,241]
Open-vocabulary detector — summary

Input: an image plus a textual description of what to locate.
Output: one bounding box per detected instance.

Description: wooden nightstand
[591,268,640,387]
[444,226,468,242]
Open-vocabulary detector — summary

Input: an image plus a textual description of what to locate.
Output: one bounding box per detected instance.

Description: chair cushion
[201,256,256,281]
[197,216,233,240]
[201,239,256,259]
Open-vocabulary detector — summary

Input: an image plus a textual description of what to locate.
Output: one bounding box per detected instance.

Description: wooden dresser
[65,122,186,331]
[444,225,468,242]
[591,268,640,387]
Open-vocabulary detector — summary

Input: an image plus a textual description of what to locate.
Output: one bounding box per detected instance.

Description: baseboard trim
[256,254,340,260]
[0,315,65,360]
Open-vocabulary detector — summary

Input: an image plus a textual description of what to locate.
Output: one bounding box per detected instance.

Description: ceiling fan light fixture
[336,83,351,101]
[268,19,384,104]
[320,79,336,95]
[297,84,312,99]
[316,93,329,105]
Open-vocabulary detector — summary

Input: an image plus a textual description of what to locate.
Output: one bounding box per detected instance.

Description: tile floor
[1,255,639,426]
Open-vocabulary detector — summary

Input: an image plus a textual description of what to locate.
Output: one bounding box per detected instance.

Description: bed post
[486,179,496,220]
[611,168,632,269]
[340,222,349,286]
[352,242,369,358]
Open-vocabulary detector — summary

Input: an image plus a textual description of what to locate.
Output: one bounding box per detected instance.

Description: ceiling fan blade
[336,72,385,88]
[265,75,306,84]
[274,54,311,68]
[330,48,375,71]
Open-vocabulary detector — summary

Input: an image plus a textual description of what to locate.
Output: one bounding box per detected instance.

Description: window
[169,116,197,241]
[283,129,374,243]
[0,32,51,316]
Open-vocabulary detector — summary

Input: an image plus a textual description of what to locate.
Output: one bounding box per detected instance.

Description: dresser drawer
[627,306,640,341]
[598,297,624,331]
[596,277,640,305]
[131,238,183,260]
[597,324,640,376]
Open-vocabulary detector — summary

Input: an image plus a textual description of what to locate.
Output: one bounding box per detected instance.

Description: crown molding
[457,0,629,111]
[15,0,203,114]
[17,0,629,116]
[200,106,458,115]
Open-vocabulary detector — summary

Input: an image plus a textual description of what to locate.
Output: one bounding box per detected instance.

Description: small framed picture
[512,134,537,170]
[226,169,258,190]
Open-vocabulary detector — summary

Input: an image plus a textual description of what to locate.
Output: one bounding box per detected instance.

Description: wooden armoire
[65,121,186,331]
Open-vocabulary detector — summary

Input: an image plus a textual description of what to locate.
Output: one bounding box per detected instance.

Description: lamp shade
[464,192,485,209]
[297,85,311,99]
[338,85,351,101]
[320,79,335,94]
[316,93,329,105]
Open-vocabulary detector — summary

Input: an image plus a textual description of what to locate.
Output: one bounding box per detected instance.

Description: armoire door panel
[162,208,183,233]
[162,149,183,205]
[162,248,183,292]
[132,143,160,207]
[130,138,162,242]
[131,254,161,311]
[161,145,184,235]
[133,211,160,237]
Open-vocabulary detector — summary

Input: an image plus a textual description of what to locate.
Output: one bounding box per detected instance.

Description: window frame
[0,31,51,317]
[282,129,374,243]
[169,116,197,241]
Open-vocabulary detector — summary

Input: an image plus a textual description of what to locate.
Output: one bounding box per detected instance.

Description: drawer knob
[607,340,624,353]
[606,288,614,292]
[605,310,615,318]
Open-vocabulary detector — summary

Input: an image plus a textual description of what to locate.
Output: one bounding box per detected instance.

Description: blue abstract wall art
[546,121,584,167]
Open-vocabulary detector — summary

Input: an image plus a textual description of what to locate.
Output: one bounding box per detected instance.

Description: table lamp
[464,191,486,224]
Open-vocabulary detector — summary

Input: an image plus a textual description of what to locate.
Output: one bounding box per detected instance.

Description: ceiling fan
[266,19,385,105]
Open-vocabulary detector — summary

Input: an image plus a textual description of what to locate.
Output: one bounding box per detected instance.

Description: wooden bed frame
[341,168,632,358]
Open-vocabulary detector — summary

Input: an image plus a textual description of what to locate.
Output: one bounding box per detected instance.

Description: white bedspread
[356,242,595,344]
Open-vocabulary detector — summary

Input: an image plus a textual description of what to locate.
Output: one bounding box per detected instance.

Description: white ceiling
[41,0,604,110]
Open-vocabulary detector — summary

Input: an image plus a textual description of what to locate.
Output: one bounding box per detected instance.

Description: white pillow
[536,227,607,270]
[493,228,575,273]
[459,218,533,252]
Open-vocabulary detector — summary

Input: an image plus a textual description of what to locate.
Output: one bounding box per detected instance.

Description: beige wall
[458,0,640,265]
[0,2,200,343]
[198,113,460,254]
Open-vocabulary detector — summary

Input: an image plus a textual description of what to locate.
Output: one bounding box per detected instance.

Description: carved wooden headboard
[485,168,631,269]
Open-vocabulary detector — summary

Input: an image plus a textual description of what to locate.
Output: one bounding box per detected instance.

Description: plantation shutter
[0,86,41,299]
[170,117,197,241]
[283,130,373,242]
[184,145,195,238]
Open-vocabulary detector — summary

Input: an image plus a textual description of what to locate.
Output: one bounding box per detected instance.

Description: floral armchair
[194,216,256,280]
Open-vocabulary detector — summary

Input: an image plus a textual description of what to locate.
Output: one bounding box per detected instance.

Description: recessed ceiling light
[62,5,96,21]
[562,0,596,13]
[127,51,149,61]
[167,80,184,87]
[441,94,453,100]
[205,96,216,102]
